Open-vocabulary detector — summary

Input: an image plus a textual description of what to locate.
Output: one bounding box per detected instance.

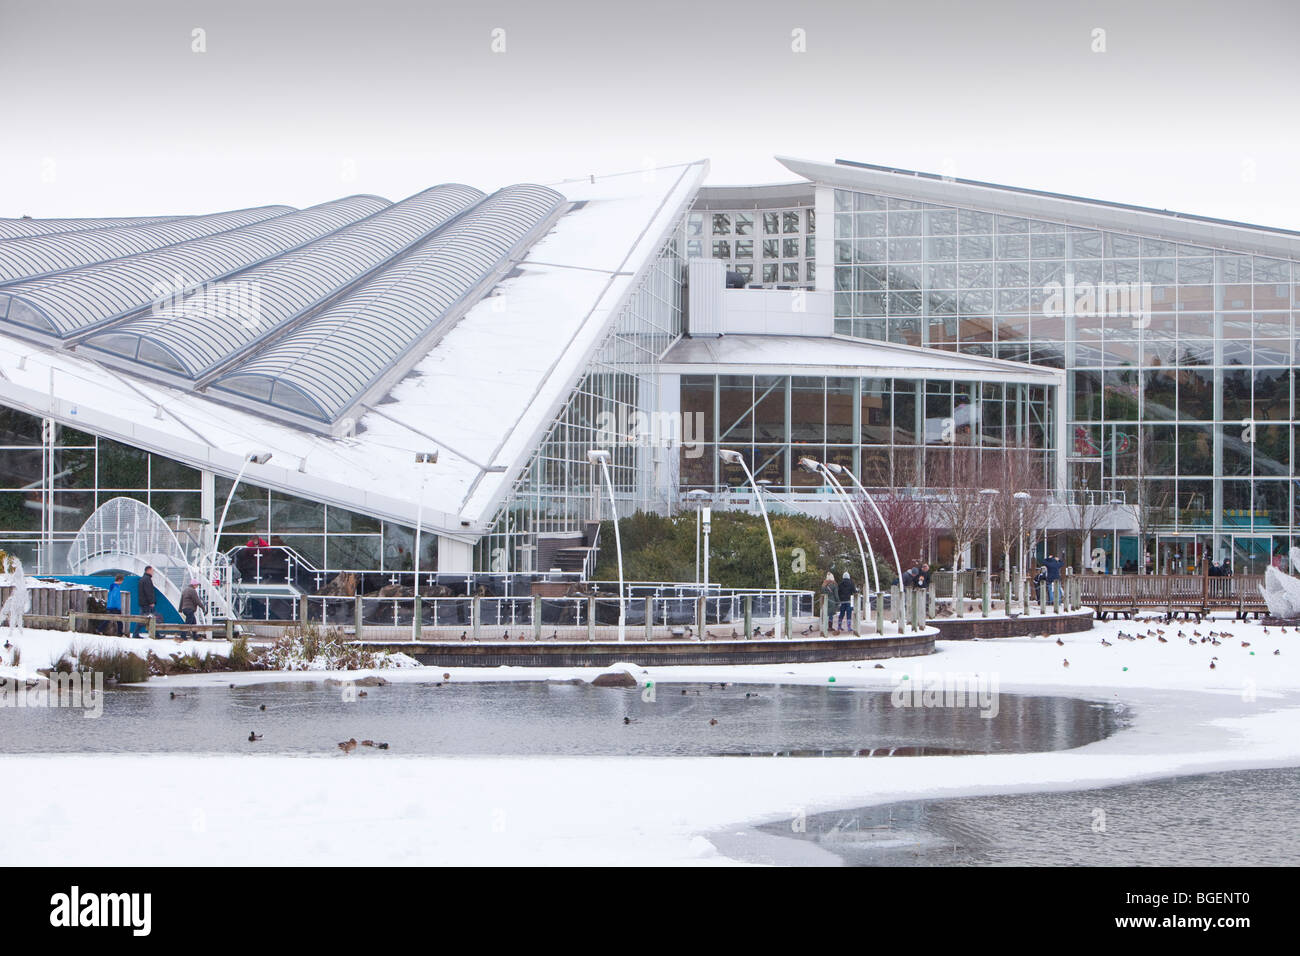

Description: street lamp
[412,450,439,640]
[720,448,781,638]
[687,489,710,585]
[799,457,877,596]
[588,449,626,642]
[214,451,273,550]
[826,463,904,586]
[980,488,999,597]
[1014,491,1031,607]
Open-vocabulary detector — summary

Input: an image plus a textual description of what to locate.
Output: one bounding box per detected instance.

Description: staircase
[536,522,601,577]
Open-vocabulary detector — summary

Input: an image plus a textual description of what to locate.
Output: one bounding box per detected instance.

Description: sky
[2,0,1298,229]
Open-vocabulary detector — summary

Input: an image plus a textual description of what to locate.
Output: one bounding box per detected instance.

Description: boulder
[591,671,637,688]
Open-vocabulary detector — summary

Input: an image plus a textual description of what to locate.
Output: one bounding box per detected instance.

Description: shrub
[591,510,894,591]
[60,644,151,683]
[227,635,252,670]
[264,621,386,670]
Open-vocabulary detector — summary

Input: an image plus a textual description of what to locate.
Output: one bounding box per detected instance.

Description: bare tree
[989,444,1050,584]
[929,442,994,579]
[858,490,934,580]
[1064,468,1111,573]
[1123,426,1174,573]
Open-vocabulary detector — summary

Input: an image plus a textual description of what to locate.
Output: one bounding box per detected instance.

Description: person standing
[836,571,856,633]
[179,578,201,641]
[105,573,125,636]
[1044,553,1063,603]
[132,566,157,638]
[821,572,838,631]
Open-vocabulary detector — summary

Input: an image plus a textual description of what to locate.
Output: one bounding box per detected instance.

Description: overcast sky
[2,0,1297,229]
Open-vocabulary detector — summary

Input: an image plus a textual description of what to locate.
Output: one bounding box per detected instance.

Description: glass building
[8,154,1284,591]
[779,156,1300,573]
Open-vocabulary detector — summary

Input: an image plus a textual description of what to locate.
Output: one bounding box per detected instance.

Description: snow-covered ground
[3,614,1299,866]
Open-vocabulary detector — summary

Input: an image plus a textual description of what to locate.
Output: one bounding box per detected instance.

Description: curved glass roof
[82,185,485,379]
[0,196,388,339]
[0,214,188,240]
[213,184,564,423]
[0,205,292,284]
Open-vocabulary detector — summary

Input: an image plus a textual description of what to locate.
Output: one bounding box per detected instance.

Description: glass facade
[0,406,427,576]
[477,220,687,571]
[831,185,1299,567]
[679,373,1053,491]
[688,205,815,288]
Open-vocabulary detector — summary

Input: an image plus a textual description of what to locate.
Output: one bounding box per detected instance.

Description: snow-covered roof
[0,160,708,539]
[779,156,1300,260]
[661,334,1063,385]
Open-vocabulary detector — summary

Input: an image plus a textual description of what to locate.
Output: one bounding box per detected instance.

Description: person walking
[836,571,856,633]
[821,572,838,631]
[105,573,125,636]
[132,566,157,638]
[179,578,202,641]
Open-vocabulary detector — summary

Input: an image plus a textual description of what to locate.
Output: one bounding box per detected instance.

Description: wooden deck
[1078,574,1267,621]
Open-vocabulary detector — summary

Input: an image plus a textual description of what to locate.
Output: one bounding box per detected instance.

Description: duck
[248,732,262,742]
[338,738,357,754]
[1062,659,1070,668]
[361,739,376,747]
[1055,637,1064,647]
[708,718,719,726]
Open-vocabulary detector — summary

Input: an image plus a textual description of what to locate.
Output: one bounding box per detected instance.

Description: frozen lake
[750,766,1300,866]
[0,680,1124,757]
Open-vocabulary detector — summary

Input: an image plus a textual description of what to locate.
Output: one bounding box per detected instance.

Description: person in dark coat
[836,572,856,632]
[914,563,932,590]
[132,566,157,638]
[1043,554,1063,602]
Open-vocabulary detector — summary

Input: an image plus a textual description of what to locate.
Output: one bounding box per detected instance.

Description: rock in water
[591,671,637,688]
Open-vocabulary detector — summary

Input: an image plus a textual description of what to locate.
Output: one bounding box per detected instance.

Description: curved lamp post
[826,463,904,586]
[214,451,273,551]
[412,450,439,639]
[588,449,625,642]
[799,457,877,595]
[1014,491,1031,608]
[719,448,781,638]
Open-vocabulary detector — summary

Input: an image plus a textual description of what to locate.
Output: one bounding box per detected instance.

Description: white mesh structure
[0,215,188,240]
[81,185,486,379]
[212,184,565,423]
[0,196,389,339]
[0,205,292,284]
[65,496,230,617]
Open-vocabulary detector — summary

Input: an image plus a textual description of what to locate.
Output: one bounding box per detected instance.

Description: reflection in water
[0,681,1124,757]
[761,767,1300,866]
